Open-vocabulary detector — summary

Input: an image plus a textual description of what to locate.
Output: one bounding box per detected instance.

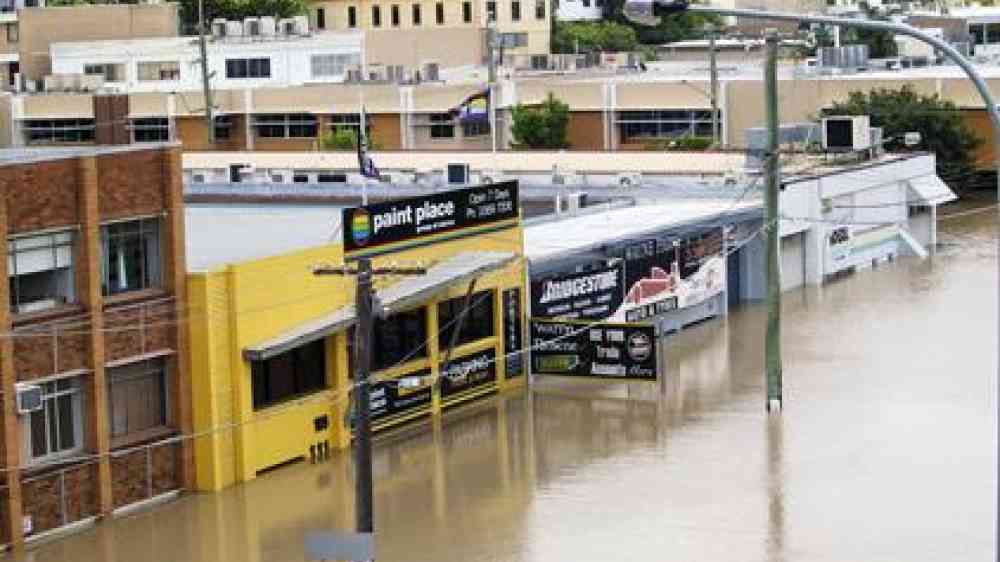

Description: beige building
[309,0,550,65]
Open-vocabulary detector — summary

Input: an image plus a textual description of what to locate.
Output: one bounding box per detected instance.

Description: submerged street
[14,207,997,562]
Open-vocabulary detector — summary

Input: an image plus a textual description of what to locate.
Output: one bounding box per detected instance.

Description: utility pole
[708,27,719,147]
[763,31,782,413]
[313,259,426,560]
[197,0,215,146]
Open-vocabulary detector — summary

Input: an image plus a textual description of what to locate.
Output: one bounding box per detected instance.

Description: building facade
[0,144,190,546]
[187,183,526,491]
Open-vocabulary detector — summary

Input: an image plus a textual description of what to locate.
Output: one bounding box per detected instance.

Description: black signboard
[369,369,433,421]
[503,288,523,378]
[530,319,657,381]
[342,182,519,254]
[530,264,624,320]
[440,348,497,398]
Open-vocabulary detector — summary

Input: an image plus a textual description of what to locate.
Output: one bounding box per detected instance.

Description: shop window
[462,1,472,22]
[429,113,455,138]
[617,109,720,142]
[437,290,494,348]
[348,5,357,27]
[131,117,170,143]
[225,57,271,79]
[435,1,444,24]
[311,53,361,77]
[101,217,161,296]
[412,3,422,25]
[462,120,489,137]
[24,119,95,144]
[26,378,83,463]
[137,61,180,81]
[391,4,400,26]
[214,115,232,140]
[251,339,327,409]
[361,308,427,372]
[511,0,521,21]
[254,113,318,138]
[83,63,125,82]
[108,358,169,440]
[8,230,74,315]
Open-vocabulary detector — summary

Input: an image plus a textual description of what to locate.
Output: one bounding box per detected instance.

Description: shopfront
[188,182,526,491]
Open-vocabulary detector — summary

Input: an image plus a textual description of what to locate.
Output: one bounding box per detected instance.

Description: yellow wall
[188,218,525,491]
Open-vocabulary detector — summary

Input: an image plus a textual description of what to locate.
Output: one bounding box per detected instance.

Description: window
[24,119,95,144]
[369,308,427,372]
[318,172,348,183]
[391,4,400,26]
[108,358,168,439]
[214,115,232,140]
[6,23,17,43]
[84,63,125,82]
[429,113,455,138]
[225,57,271,79]
[348,5,357,27]
[988,23,1000,44]
[27,378,83,462]
[487,1,496,21]
[137,61,180,81]
[101,217,161,296]
[254,113,319,138]
[535,0,545,19]
[293,172,309,183]
[251,339,326,409]
[462,1,472,22]
[462,120,489,137]
[328,112,371,137]
[582,0,589,7]
[316,7,326,29]
[311,53,361,77]
[435,1,444,23]
[372,5,381,26]
[500,32,527,47]
[8,230,74,315]
[971,24,986,45]
[412,3,422,25]
[511,0,521,21]
[437,290,494,348]
[617,109,720,142]
[131,117,169,143]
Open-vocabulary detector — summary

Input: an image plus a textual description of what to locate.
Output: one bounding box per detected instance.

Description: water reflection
[10,209,996,562]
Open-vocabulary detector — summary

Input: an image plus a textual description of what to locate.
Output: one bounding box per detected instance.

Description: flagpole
[358,85,369,205]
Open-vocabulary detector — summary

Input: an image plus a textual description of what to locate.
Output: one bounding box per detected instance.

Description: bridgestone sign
[529,264,624,320]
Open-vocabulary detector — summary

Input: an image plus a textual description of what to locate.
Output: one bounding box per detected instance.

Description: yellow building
[186,183,526,491]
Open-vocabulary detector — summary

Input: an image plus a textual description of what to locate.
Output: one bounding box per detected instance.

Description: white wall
[554,0,604,21]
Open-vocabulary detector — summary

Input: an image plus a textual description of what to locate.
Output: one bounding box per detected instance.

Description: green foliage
[319,127,382,151]
[178,0,308,31]
[825,86,982,190]
[804,7,897,58]
[511,93,570,149]
[551,21,639,53]
[601,0,721,45]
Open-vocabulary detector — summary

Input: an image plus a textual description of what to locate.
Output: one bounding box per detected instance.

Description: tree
[511,93,570,149]
[177,0,308,32]
[551,21,639,54]
[319,127,382,151]
[825,86,982,190]
[601,0,721,45]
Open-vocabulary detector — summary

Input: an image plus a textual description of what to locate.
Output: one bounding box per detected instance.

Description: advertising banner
[440,348,497,398]
[530,264,624,321]
[342,182,519,254]
[502,288,524,378]
[530,319,657,381]
[369,369,433,421]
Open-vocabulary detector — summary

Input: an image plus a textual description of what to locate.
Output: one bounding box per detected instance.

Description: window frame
[225,57,271,79]
[391,4,401,26]
[435,1,444,24]
[100,216,162,297]
[130,117,170,143]
[429,112,455,139]
[437,290,495,348]
[372,4,382,27]
[535,0,545,19]
[251,339,328,410]
[8,229,75,315]
[136,60,180,82]
[462,119,490,137]
[462,1,472,22]
[310,53,361,78]
[348,5,357,27]
[253,113,319,139]
[213,115,232,140]
[24,377,84,465]
[107,357,171,442]
[487,0,496,22]
[23,119,95,144]
[511,0,521,21]
[316,7,326,29]
[412,3,422,25]
[83,63,125,82]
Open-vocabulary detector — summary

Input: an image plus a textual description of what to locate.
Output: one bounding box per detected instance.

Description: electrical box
[822,115,872,152]
[446,163,470,185]
[15,384,43,415]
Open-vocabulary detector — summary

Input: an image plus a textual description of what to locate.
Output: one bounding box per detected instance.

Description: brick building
[0,144,190,546]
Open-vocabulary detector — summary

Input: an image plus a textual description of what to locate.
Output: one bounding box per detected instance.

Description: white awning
[907,175,957,206]
[242,251,517,362]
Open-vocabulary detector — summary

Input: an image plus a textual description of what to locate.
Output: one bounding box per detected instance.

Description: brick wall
[12,316,92,381]
[110,441,179,508]
[21,464,98,536]
[96,150,167,221]
[2,160,80,234]
[104,300,176,364]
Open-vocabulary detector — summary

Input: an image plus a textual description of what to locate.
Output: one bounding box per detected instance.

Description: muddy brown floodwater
[11,207,998,562]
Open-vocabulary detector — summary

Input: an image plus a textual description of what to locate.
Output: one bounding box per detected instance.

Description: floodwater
[13,206,998,562]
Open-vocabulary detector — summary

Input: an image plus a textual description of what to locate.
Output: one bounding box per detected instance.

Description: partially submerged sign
[530,319,657,380]
[342,182,519,255]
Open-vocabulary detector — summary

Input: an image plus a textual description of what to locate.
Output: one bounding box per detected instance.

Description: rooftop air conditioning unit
[387,171,416,184]
[447,163,470,185]
[15,384,43,415]
[244,17,262,36]
[211,18,227,37]
[821,115,871,152]
[422,61,440,82]
[367,64,385,81]
[617,172,641,188]
[259,16,277,36]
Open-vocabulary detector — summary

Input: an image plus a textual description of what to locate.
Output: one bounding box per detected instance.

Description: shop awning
[375,251,516,315]
[907,175,957,206]
[242,251,517,362]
